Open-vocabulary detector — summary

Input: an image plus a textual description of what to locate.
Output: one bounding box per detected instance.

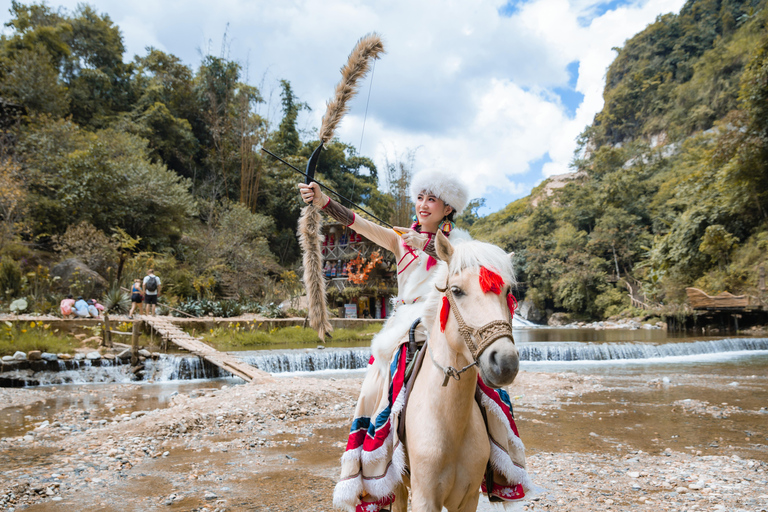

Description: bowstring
[350,59,376,212]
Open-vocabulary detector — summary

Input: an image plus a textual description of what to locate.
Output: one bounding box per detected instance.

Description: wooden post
[759,265,766,292]
[103,313,112,348]
[131,320,141,366]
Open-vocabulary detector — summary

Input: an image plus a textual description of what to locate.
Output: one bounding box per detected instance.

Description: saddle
[395,318,500,501]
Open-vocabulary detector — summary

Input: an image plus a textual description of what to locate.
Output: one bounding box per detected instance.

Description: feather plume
[318,33,385,144]
[299,33,385,341]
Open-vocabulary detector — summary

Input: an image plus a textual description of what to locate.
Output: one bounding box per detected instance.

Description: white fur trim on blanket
[479,392,527,455]
[488,442,534,491]
[334,472,363,511]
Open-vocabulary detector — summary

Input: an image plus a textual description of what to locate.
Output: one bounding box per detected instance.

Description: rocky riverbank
[0,370,766,511]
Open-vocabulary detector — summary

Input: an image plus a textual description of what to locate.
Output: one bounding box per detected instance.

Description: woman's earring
[438,218,455,235]
[412,214,420,227]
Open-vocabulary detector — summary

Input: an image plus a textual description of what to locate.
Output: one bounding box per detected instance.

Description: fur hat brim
[409,170,470,215]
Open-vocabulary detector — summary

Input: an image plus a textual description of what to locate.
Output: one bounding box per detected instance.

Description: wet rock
[57,353,73,360]
[27,351,42,361]
[548,312,571,326]
[41,353,57,361]
[86,352,101,360]
[138,349,151,357]
[117,349,132,360]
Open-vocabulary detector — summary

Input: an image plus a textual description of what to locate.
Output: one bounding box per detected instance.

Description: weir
[141,316,271,383]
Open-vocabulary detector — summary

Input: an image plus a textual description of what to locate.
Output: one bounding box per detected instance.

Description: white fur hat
[410,170,470,215]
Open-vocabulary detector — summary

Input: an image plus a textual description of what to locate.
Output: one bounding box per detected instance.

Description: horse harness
[430,277,516,386]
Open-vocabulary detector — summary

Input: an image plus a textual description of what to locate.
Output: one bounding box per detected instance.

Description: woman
[300,170,473,511]
[128,279,143,319]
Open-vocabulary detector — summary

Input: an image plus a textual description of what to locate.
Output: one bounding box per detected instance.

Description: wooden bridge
[140,316,271,383]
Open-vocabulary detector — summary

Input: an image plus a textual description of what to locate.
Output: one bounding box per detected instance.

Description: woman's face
[415,192,453,229]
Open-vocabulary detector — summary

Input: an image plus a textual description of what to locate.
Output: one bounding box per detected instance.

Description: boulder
[117,349,132,360]
[518,299,545,323]
[85,351,101,360]
[13,351,26,360]
[57,353,73,360]
[41,352,58,361]
[50,258,108,297]
[138,349,151,357]
[27,350,42,361]
[548,312,572,326]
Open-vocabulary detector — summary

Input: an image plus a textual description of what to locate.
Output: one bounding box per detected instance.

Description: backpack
[145,276,158,292]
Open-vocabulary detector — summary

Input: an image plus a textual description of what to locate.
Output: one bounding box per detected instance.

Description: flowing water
[2,329,768,442]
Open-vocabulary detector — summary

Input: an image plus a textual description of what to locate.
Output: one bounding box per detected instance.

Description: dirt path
[1,371,766,511]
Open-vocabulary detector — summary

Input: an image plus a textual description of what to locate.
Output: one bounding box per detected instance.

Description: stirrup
[355,494,395,512]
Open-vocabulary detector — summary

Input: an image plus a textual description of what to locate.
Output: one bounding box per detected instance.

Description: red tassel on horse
[440,296,450,332]
[479,266,504,295]
[507,293,518,317]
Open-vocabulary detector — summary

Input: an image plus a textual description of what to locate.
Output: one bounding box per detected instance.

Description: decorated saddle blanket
[333,343,533,512]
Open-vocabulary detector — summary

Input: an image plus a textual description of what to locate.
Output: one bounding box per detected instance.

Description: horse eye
[451,286,464,296]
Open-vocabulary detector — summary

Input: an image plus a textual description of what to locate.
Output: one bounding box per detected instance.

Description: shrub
[0,256,22,299]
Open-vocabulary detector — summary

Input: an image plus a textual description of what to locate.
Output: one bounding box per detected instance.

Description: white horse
[395,232,525,512]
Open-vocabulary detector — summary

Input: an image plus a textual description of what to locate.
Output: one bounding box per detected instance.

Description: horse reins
[431,277,515,387]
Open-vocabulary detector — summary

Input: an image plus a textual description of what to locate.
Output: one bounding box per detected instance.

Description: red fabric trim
[426,255,437,271]
[347,212,356,227]
[321,196,332,209]
[440,296,450,332]
[479,266,504,295]
[397,254,417,275]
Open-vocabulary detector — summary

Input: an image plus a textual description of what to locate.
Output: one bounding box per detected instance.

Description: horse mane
[422,240,516,332]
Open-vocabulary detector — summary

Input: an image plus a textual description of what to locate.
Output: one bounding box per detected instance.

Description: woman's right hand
[298,182,328,207]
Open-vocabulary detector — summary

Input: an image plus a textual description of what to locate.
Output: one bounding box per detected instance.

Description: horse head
[431,231,519,389]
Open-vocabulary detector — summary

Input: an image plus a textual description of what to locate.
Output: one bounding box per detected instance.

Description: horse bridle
[430,276,515,386]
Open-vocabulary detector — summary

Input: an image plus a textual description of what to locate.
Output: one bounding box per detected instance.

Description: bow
[298,33,385,341]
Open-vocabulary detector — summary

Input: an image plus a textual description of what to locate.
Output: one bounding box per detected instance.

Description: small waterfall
[519,337,768,361]
[513,317,538,327]
[239,348,372,373]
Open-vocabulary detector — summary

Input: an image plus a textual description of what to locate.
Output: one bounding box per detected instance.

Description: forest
[472,0,768,322]
[0,0,766,321]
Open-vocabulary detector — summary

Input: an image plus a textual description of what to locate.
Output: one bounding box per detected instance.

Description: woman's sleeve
[320,198,400,254]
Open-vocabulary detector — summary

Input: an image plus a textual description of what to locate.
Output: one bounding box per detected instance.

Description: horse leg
[454,490,480,512]
[391,479,409,512]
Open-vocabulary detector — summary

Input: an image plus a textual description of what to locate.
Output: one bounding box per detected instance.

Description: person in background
[129,278,143,319]
[86,299,100,317]
[60,294,75,318]
[142,269,161,315]
[73,297,90,318]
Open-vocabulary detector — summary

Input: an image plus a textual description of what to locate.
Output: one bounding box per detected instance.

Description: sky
[2,0,688,214]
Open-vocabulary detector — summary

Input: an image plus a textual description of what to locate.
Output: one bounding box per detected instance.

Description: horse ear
[435,230,454,263]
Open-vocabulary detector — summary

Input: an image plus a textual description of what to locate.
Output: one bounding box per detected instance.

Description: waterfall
[519,337,768,361]
[239,348,372,373]
[5,338,767,385]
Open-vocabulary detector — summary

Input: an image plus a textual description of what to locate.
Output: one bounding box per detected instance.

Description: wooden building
[321,221,397,319]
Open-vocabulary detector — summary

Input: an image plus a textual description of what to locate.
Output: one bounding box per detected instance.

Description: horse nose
[479,339,519,388]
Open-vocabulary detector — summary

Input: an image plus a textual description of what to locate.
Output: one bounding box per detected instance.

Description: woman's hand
[396,227,428,251]
[298,182,328,208]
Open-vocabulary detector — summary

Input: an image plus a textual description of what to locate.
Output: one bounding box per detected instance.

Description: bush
[102,286,131,314]
[0,256,22,299]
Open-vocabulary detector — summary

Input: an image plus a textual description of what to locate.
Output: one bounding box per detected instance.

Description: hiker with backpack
[142,269,161,315]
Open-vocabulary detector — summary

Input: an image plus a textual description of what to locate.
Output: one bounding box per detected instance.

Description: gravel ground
[0,371,766,511]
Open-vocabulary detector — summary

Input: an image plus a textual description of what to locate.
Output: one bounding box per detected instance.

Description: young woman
[128,278,143,319]
[299,170,474,511]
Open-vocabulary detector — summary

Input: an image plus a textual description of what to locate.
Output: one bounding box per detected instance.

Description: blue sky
[2,0,686,215]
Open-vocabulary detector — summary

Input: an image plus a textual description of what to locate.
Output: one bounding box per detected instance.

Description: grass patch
[0,322,78,357]
[198,324,383,351]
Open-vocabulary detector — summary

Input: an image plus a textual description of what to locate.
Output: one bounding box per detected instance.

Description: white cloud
[1,0,687,208]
